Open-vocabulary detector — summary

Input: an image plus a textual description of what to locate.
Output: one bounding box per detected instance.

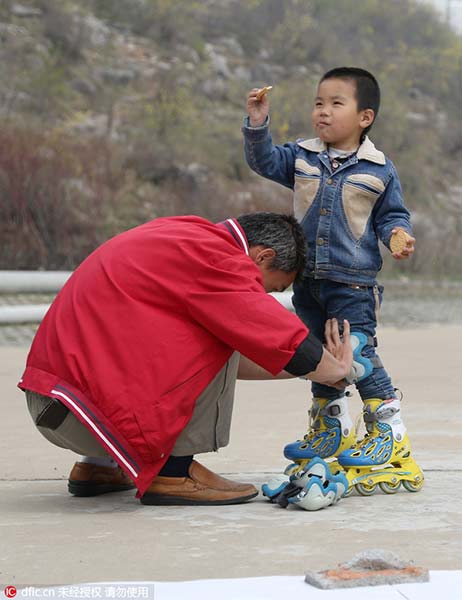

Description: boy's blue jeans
[292,278,396,401]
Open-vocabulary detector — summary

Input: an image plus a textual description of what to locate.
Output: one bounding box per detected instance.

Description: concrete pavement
[1,325,461,587]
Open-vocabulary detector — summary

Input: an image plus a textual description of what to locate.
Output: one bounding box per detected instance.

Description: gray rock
[99,67,138,85]
[10,4,42,18]
[234,65,251,81]
[0,22,28,37]
[81,14,111,47]
[202,78,228,99]
[205,43,231,79]
[305,549,429,590]
[342,549,409,570]
[216,36,244,57]
[71,78,97,97]
[407,111,428,124]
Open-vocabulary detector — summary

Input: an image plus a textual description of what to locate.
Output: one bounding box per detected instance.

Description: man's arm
[238,355,292,380]
[238,319,353,388]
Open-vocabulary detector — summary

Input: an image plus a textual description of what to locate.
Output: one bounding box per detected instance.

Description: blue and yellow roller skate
[283,395,357,476]
[338,397,424,496]
[262,457,348,511]
[286,458,349,511]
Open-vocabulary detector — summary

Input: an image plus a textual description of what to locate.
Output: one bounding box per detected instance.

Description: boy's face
[311,77,374,150]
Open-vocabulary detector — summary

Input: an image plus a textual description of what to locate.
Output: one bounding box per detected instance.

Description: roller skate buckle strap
[363,404,400,423]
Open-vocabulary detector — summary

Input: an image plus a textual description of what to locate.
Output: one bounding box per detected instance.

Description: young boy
[242,67,423,495]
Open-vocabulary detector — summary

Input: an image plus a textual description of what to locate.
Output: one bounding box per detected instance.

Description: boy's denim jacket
[242,118,412,286]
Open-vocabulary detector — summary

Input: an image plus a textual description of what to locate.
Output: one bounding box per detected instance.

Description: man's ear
[360,108,375,130]
[254,248,276,265]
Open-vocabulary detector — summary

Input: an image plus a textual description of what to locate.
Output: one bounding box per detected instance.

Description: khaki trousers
[25,352,240,458]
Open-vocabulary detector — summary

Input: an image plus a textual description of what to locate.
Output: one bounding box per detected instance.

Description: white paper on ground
[16,571,462,600]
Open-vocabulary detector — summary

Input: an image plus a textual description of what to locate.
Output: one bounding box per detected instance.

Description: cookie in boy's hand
[256,86,273,101]
[390,229,412,254]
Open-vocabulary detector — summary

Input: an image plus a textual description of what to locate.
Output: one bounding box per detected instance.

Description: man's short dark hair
[321,66,380,136]
[236,212,306,278]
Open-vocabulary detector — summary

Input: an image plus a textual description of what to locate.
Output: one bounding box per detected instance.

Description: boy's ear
[360,108,375,130]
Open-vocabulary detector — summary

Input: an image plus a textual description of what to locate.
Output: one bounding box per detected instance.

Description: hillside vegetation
[1,0,461,277]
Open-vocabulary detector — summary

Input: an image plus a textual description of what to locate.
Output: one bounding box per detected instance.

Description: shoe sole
[68,481,135,497]
[140,490,259,506]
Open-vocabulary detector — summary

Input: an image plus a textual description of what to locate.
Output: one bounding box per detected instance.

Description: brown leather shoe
[140,460,258,506]
[68,462,135,496]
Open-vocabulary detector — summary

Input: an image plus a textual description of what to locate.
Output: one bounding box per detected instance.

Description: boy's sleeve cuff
[242,115,270,130]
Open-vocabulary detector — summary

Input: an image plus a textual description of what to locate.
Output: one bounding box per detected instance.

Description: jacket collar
[218,219,249,255]
[297,136,386,165]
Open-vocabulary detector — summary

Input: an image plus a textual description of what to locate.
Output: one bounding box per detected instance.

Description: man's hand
[390,227,415,260]
[323,318,353,389]
[324,318,351,361]
[247,88,270,128]
[294,319,353,386]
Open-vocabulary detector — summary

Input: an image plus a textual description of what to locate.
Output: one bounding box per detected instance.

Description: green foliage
[24,53,77,118]
[86,0,153,31]
[88,0,207,51]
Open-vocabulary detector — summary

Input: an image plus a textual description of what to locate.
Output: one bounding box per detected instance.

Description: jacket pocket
[342,174,385,239]
[294,159,321,221]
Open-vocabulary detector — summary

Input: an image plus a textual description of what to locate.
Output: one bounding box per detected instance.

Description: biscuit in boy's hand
[255,86,273,101]
[390,229,412,254]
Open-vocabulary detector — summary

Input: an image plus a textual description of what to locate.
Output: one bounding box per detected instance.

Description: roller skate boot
[283,396,356,476]
[338,397,424,496]
[286,458,349,511]
[262,457,348,511]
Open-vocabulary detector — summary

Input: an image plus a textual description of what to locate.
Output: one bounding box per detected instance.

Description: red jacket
[19,216,309,495]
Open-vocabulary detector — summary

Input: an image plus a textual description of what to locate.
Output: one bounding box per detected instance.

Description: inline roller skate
[261,457,348,511]
[338,397,424,496]
[283,395,356,476]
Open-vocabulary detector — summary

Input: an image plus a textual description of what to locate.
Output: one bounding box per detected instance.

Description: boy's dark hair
[321,67,380,137]
[236,212,306,278]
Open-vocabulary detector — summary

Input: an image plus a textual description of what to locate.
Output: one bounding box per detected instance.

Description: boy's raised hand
[390,227,416,260]
[247,87,270,128]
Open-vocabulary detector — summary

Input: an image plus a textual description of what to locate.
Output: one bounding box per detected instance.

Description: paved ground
[1,324,461,588]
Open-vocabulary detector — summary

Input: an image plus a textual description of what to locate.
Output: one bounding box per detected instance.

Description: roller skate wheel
[402,478,424,492]
[379,480,401,494]
[355,482,377,496]
[276,493,290,508]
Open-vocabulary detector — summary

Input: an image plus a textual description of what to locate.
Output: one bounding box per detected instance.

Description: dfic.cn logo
[4,586,16,598]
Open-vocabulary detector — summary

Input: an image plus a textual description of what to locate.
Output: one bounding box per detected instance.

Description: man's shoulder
[130,216,232,255]
[151,215,212,228]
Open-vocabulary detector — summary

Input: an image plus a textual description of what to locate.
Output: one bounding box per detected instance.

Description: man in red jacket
[19,212,353,505]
